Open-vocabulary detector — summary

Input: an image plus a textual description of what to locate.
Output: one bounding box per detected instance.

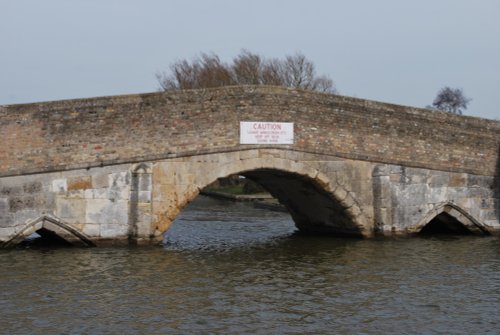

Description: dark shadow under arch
[419,212,473,235]
[0,215,95,248]
[414,202,489,236]
[241,168,362,236]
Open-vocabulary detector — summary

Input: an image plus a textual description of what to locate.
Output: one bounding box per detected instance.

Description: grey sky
[1,0,499,119]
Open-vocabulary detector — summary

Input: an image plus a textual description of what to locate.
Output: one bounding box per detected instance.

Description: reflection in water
[1,196,499,334]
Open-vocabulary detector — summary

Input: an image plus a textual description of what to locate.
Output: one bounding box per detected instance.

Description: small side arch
[410,202,490,235]
[0,215,95,248]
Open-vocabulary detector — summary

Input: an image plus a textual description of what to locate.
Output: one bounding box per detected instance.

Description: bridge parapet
[1,86,499,177]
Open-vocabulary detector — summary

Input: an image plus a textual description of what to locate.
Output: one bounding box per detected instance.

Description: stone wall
[1,87,499,246]
[2,149,497,246]
[2,86,499,178]
[0,164,133,245]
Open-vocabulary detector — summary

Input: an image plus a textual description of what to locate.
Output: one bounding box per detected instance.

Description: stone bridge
[0,86,499,247]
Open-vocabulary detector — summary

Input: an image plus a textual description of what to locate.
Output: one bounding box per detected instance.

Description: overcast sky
[1,0,499,119]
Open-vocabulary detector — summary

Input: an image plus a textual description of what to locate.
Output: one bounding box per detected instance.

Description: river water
[1,196,499,334]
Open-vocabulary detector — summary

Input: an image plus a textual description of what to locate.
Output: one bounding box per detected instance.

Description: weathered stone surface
[92,174,109,189]
[85,199,128,225]
[1,86,498,179]
[56,197,86,222]
[0,198,9,212]
[449,174,468,188]
[82,223,100,237]
[52,179,68,193]
[0,86,498,246]
[0,148,498,245]
[23,182,42,194]
[67,176,92,191]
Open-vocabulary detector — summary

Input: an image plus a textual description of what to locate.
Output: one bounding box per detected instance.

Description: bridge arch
[0,215,95,248]
[154,154,372,238]
[410,202,490,235]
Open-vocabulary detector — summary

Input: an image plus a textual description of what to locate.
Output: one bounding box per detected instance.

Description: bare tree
[156,53,233,90]
[156,50,337,93]
[232,50,263,85]
[431,87,471,115]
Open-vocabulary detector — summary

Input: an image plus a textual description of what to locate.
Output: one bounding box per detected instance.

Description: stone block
[372,164,389,177]
[153,163,176,185]
[447,187,468,200]
[389,165,404,174]
[0,227,16,239]
[11,210,40,228]
[283,150,301,161]
[0,185,22,197]
[379,183,391,201]
[478,198,494,209]
[23,181,42,194]
[68,176,92,191]
[372,175,390,186]
[467,187,491,198]
[9,196,35,212]
[56,197,86,222]
[479,209,498,221]
[449,173,467,188]
[212,151,240,164]
[335,170,349,187]
[395,184,428,206]
[258,149,283,159]
[325,161,346,173]
[175,170,195,186]
[100,223,128,238]
[85,199,128,225]
[396,205,427,228]
[109,172,130,189]
[341,194,356,208]
[92,174,109,189]
[427,187,448,203]
[138,174,152,191]
[0,211,12,228]
[0,197,8,212]
[52,179,68,193]
[152,183,173,203]
[335,187,348,202]
[82,223,100,237]
[429,172,450,188]
[484,220,500,229]
[152,200,178,224]
[138,191,151,203]
[468,175,493,188]
[409,173,428,184]
[389,172,405,184]
[379,208,391,225]
[65,189,86,199]
[84,188,109,200]
[136,212,152,237]
[108,187,130,201]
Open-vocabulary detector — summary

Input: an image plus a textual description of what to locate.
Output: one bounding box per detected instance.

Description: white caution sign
[240,121,294,144]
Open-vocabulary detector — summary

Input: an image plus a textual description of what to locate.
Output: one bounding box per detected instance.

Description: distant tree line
[156,50,337,93]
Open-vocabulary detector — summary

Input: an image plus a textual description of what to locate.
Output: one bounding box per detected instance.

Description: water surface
[1,196,499,334]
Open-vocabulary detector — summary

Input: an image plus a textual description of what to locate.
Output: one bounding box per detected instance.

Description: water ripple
[1,196,499,334]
